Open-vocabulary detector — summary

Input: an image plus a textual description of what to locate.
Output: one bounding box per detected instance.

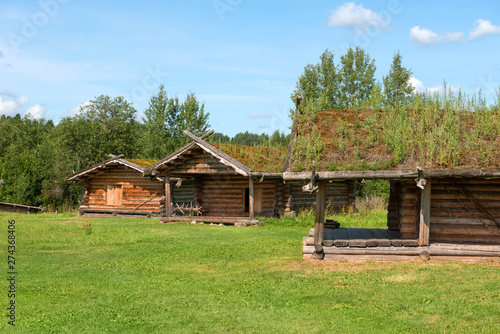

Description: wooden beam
[284,169,500,182]
[313,180,326,259]
[165,176,172,218]
[419,179,431,246]
[249,177,254,220]
[284,170,419,181]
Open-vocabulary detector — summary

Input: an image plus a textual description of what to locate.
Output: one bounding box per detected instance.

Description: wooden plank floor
[306,228,419,248]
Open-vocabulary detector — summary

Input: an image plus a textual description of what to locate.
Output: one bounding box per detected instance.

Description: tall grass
[293,86,500,171]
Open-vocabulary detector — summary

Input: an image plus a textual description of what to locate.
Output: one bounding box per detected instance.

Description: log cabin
[67,155,166,217]
[284,106,500,261]
[144,131,287,225]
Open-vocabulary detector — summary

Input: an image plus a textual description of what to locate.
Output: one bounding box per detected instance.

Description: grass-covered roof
[211,143,286,173]
[290,107,500,172]
[127,159,158,169]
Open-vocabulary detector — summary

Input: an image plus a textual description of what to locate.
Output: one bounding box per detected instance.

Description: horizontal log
[304,245,500,257]
[286,169,500,182]
[80,208,160,214]
[431,192,500,201]
[284,170,419,181]
[430,208,500,218]
[162,216,263,224]
[430,235,500,243]
[432,201,500,209]
[430,217,499,226]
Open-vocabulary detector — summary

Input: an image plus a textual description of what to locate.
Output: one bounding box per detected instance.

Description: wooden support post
[165,176,172,218]
[419,179,431,246]
[313,180,326,259]
[249,177,254,220]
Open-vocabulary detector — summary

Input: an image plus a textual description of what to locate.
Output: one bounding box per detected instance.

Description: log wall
[390,178,500,244]
[83,166,163,213]
[172,179,195,206]
[289,181,355,213]
[430,178,500,244]
[195,175,278,217]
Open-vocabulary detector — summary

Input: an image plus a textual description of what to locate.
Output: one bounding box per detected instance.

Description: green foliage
[0,115,57,206]
[70,95,140,162]
[383,51,414,108]
[207,130,289,148]
[337,46,377,109]
[141,87,210,158]
[0,89,211,209]
[293,109,325,169]
[355,180,390,203]
[141,85,175,159]
[292,49,338,109]
[293,47,377,110]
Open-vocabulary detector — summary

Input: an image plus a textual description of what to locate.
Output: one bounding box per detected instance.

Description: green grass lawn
[0,211,499,333]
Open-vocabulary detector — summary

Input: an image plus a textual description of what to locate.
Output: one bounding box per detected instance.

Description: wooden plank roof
[66,154,148,182]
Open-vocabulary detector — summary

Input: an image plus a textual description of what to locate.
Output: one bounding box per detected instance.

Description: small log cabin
[144,131,287,225]
[286,105,500,261]
[67,155,165,217]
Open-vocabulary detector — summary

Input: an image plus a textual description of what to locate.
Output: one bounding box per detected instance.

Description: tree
[76,95,140,162]
[292,47,377,110]
[293,49,339,109]
[177,93,210,146]
[383,51,414,108]
[0,115,55,206]
[141,88,210,158]
[337,46,376,109]
[142,85,177,159]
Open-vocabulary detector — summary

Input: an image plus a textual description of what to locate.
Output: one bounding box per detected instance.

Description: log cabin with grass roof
[67,155,169,217]
[285,97,500,261]
[144,130,288,225]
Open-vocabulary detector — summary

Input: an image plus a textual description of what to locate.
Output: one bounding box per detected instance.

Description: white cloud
[0,94,28,115]
[25,104,46,119]
[409,77,461,95]
[409,26,463,46]
[249,112,271,119]
[469,19,500,40]
[409,76,425,93]
[328,2,389,33]
[425,84,462,95]
[64,101,91,118]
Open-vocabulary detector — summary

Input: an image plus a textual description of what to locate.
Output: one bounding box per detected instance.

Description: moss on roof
[290,109,500,172]
[127,159,158,169]
[212,143,286,173]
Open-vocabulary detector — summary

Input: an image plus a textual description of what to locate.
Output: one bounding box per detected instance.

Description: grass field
[0,211,499,333]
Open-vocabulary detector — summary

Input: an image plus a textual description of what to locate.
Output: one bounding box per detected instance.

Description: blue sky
[1,0,500,136]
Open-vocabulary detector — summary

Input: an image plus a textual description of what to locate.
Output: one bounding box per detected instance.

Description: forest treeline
[0,85,289,210]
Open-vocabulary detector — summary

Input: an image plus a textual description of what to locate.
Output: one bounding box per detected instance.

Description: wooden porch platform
[303,228,500,262]
[161,216,263,226]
